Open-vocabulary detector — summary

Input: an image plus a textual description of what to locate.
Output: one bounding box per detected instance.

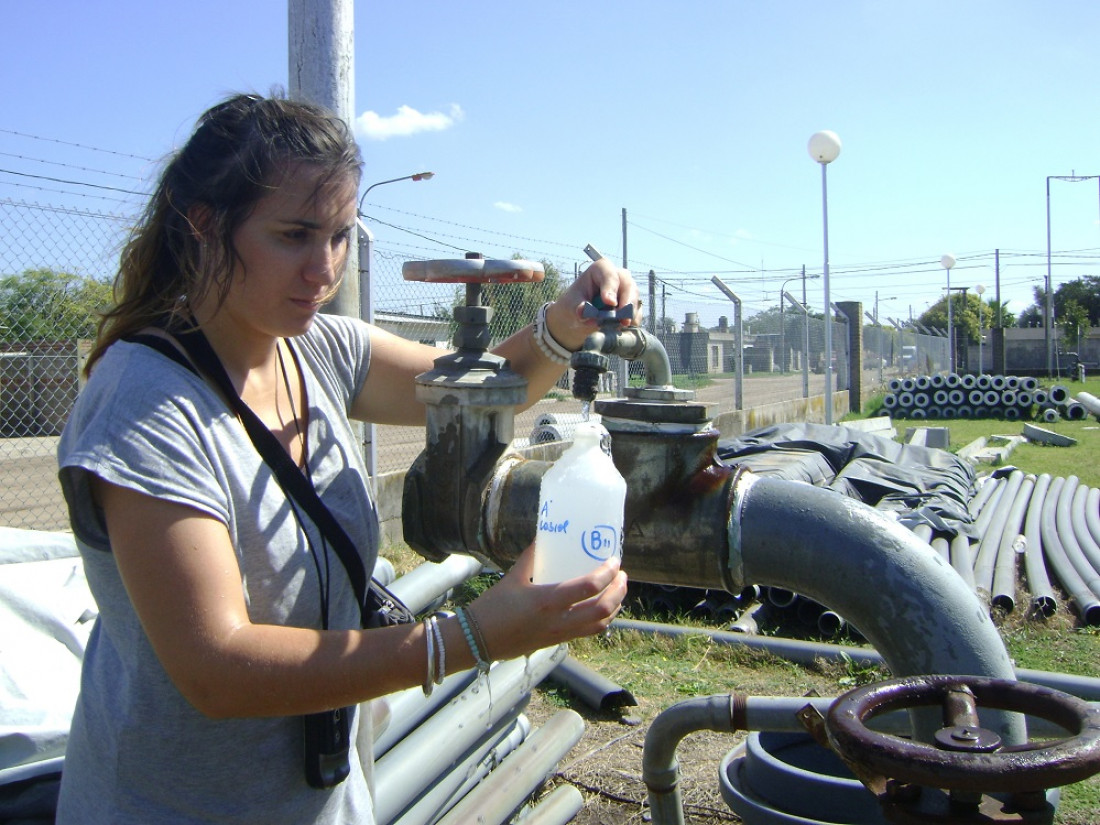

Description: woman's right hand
[466,544,628,663]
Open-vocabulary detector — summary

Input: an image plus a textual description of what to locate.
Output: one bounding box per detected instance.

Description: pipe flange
[595,398,712,425]
[624,386,697,403]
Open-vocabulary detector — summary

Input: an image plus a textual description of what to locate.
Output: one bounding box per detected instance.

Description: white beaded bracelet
[430,615,446,686]
[534,302,573,366]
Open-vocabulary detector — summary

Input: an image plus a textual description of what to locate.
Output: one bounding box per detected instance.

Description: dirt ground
[524,689,743,824]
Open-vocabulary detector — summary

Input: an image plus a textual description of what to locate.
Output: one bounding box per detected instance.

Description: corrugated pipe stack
[881,373,1042,421]
[906,470,1100,627]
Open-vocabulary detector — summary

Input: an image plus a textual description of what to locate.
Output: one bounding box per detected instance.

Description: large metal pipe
[492,427,1028,740]
[492,447,1021,710]
[733,475,1019,707]
[1024,474,1057,617]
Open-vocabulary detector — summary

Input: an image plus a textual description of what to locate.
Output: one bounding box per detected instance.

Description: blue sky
[3,1,1099,328]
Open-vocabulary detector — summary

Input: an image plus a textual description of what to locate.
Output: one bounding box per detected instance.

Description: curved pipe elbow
[731,474,1024,745]
[577,326,674,389]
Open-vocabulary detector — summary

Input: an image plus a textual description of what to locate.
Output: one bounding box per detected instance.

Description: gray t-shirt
[56,313,380,824]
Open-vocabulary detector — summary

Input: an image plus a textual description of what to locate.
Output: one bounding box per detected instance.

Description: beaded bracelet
[533,302,573,366]
[430,614,446,686]
[422,617,436,696]
[455,607,491,674]
[463,605,491,666]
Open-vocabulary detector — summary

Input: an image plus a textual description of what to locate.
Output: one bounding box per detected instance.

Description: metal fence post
[357,219,377,483]
[711,277,743,411]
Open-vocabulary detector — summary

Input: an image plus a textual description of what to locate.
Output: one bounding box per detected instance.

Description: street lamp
[941,253,956,374]
[975,283,986,375]
[808,130,841,425]
[358,171,435,213]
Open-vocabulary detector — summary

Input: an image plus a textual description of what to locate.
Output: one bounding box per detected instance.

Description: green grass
[857,376,1100,486]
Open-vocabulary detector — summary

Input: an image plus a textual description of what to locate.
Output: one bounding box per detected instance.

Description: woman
[56,93,633,823]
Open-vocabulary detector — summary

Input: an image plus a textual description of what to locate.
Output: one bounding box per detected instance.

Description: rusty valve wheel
[402,254,545,284]
[824,675,1100,794]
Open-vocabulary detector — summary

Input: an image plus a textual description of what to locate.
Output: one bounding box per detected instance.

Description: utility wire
[0,128,156,163]
[0,167,146,196]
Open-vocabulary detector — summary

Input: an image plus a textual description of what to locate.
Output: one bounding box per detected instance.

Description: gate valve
[823,674,1100,824]
[402,253,544,370]
[399,253,546,562]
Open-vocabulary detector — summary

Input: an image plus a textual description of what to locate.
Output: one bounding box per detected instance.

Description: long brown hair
[86,92,363,376]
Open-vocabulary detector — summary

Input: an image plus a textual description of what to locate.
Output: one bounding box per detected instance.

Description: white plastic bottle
[533,420,627,584]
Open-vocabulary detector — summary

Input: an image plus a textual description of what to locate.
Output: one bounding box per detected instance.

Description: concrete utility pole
[289,0,359,319]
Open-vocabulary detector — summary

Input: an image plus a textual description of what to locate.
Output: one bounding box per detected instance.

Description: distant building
[374,310,451,348]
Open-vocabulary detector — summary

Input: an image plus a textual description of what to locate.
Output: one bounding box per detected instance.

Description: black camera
[303,707,352,788]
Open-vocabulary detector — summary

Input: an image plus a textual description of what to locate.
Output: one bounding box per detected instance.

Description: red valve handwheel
[402,258,544,284]
[825,675,1100,794]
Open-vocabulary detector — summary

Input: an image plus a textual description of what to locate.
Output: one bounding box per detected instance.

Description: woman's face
[202,162,359,341]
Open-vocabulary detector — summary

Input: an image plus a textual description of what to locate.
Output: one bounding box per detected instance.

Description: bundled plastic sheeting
[718,422,976,537]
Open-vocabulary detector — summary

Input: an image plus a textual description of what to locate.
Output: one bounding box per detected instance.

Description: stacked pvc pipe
[529,412,601,445]
[1033,384,1088,423]
[904,472,1100,626]
[1071,390,1100,422]
[629,582,858,641]
[372,557,587,825]
[881,373,1041,421]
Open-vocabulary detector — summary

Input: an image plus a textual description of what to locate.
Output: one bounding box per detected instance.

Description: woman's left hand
[543,257,640,352]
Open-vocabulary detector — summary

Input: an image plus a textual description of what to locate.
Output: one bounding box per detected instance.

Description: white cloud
[494,201,523,213]
[354,103,464,141]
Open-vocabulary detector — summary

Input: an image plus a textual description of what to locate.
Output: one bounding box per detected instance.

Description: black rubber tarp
[718,423,977,537]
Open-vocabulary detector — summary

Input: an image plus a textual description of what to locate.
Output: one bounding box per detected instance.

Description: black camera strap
[127,327,381,626]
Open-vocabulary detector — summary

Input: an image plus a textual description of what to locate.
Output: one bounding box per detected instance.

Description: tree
[448,257,567,343]
[1060,299,1090,350]
[0,268,112,342]
[917,292,1009,343]
[1019,276,1100,329]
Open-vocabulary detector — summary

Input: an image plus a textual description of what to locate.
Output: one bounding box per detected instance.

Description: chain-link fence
[862,323,951,388]
[1,200,131,529]
[0,195,913,528]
